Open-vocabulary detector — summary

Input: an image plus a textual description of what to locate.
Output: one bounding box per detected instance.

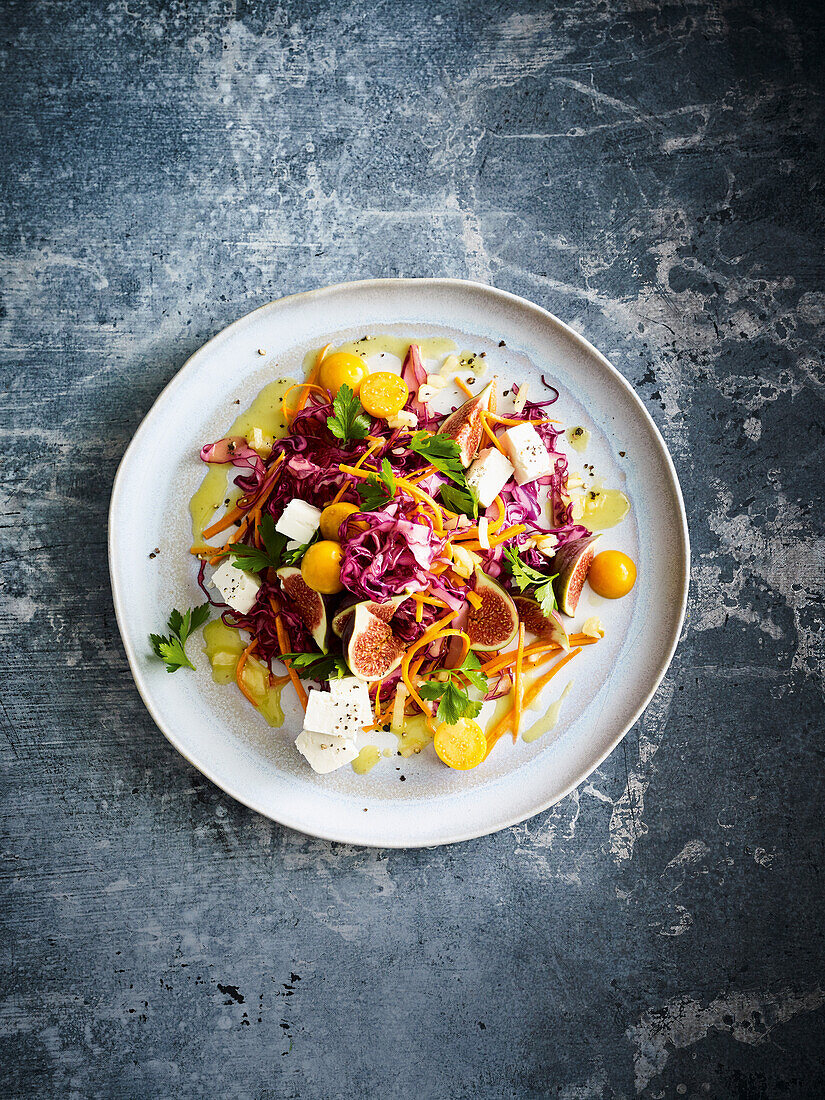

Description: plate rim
[109,277,690,847]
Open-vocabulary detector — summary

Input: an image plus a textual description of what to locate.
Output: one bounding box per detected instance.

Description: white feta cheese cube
[275,499,322,544]
[328,677,374,728]
[295,729,359,773]
[210,560,261,614]
[466,447,515,508]
[502,422,554,486]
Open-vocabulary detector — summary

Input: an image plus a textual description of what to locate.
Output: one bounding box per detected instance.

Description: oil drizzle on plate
[189,378,294,541]
[335,333,457,362]
[352,745,382,774]
[523,681,573,743]
[566,426,590,453]
[582,488,630,530]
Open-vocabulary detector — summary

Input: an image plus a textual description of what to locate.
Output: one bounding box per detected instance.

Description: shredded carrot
[458,523,527,553]
[282,381,329,424]
[331,439,383,503]
[480,412,508,456]
[236,639,260,707]
[339,464,446,532]
[481,641,561,676]
[201,502,245,540]
[406,465,436,483]
[401,626,470,727]
[414,597,423,623]
[512,623,525,743]
[455,376,475,398]
[481,634,597,677]
[287,344,330,421]
[451,496,506,543]
[466,590,482,611]
[522,647,582,709]
[398,611,459,722]
[270,601,308,709]
[201,453,285,540]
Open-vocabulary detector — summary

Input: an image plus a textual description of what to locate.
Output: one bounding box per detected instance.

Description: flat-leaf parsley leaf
[150,603,211,673]
[504,546,558,616]
[327,384,370,442]
[358,458,396,511]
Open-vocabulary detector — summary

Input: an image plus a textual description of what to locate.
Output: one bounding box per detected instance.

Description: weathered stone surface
[2,2,823,1096]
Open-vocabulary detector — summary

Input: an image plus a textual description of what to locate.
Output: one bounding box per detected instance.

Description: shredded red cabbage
[339,503,447,601]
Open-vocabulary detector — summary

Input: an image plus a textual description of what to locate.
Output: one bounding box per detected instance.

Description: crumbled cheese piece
[502,422,554,486]
[478,516,490,550]
[275,499,322,543]
[210,560,261,614]
[466,447,515,508]
[417,383,440,404]
[247,426,273,459]
[425,374,447,390]
[567,471,585,489]
[387,409,418,430]
[513,382,529,415]
[296,682,377,774]
[580,616,605,639]
[328,677,373,727]
[451,543,475,579]
[533,533,559,558]
[438,354,461,376]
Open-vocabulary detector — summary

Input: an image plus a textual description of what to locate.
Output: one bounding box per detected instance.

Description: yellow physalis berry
[433,718,487,770]
[359,372,410,418]
[301,540,344,594]
[588,550,637,599]
[319,501,361,541]
[318,351,369,397]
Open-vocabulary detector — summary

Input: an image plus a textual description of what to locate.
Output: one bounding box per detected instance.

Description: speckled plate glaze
[109,279,689,848]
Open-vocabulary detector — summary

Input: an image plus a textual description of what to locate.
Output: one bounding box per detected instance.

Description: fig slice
[276,567,329,652]
[551,534,601,616]
[512,595,569,651]
[466,570,518,652]
[330,595,402,638]
[440,380,496,467]
[343,602,405,682]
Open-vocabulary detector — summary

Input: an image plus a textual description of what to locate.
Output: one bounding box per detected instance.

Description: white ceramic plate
[109,279,689,847]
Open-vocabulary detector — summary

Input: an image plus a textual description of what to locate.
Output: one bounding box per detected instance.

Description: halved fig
[331,595,401,638]
[466,570,518,652]
[440,380,496,467]
[276,567,329,652]
[551,534,601,616]
[512,595,569,651]
[343,603,405,682]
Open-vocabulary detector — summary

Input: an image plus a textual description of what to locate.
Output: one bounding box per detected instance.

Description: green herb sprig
[504,546,558,616]
[280,652,350,681]
[150,604,211,673]
[357,458,396,512]
[419,651,488,725]
[230,514,311,574]
[327,384,370,442]
[409,431,468,487]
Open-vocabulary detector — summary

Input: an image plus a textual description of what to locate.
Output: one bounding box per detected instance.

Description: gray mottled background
[2,1,824,1096]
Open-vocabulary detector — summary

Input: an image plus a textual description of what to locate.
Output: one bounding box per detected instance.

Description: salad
[152,340,636,774]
